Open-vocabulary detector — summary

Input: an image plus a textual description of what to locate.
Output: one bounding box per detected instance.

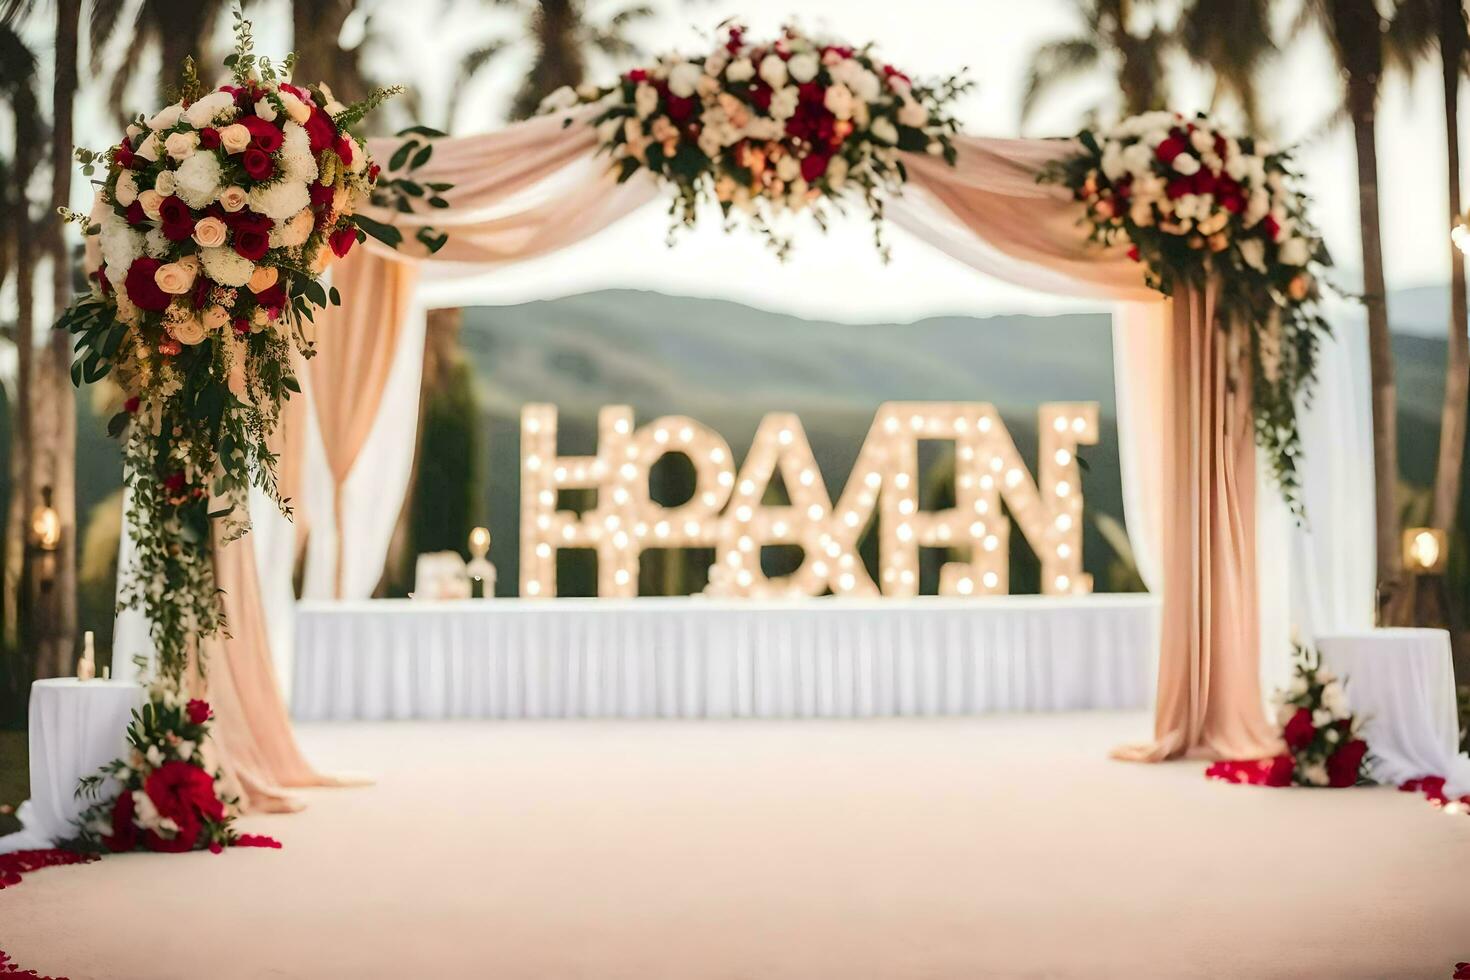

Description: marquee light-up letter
[520,401,1097,598]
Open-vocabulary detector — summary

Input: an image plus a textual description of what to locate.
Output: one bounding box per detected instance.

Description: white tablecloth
[293,596,1159,721]
[0,678,145,854]
[1319,629,1470,795]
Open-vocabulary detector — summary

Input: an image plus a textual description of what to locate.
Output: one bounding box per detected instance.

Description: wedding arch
[107,25,1377,813]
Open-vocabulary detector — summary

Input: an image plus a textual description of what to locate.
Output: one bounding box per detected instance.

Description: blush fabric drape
[892,136,1278,760]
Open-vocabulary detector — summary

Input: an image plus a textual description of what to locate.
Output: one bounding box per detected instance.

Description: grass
[0,729,26,836]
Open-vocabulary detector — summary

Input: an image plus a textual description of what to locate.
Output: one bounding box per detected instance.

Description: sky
[13,0,1469,324]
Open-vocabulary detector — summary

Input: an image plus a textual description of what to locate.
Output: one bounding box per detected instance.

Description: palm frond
[1021,37,1100,123]
[89,0,128,74]
[606,4,654,29]
[456,38,511,87]
[1384,0,1438,73]
[585,26,638,60]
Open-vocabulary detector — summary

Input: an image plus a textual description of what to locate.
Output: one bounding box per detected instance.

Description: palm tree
[1299,0,1401,602]
[1385,0,1469,543]
[88,0,229,112]
[1020,0,1174,127]
[450,0,655,128]
[0,22,40,665]
[1175,0,1278,133]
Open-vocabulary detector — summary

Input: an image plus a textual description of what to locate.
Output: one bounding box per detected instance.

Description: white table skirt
[1,679,145,854]
[1319,629,1470,795]
[293,596,1159,722]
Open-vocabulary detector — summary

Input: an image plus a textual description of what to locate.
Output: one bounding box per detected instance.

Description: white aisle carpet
[2,713,1467,979]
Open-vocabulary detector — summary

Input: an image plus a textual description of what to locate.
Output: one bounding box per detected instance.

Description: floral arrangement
[1042,112,1331,509]
[1206,644,1369,788]
[544,23,968,259]
[69,690,242,852]
[56,8,415,686]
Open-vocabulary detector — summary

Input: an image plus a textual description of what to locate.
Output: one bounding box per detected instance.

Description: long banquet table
[292,595,1159,722]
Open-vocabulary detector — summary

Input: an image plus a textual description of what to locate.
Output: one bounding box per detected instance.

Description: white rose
[255,97,278,122]
[823,83,855,121]
[827,155,849,189]
[153,170,177,196]
[1121,142,1154,176]
[184,91,236,128]
[1189,128,1215,153]
[870,116,899,145]
[634,83,659,120]
[1313,708,1333,728]
[770,87,800,121]
[788,52,819,84]
[219,124,251,155]
[759,54,788,89]
[697,127,722,158]
[113,170,139,207]
[1278,237,1311,266]
[776,155,800,182]
[164,130,198,161]
[279,90,313,124]
[148,102,183,131]
[668,62,702,99]
[1129,200,1155,227]
[538,85,580,114]
[896,98,928,129]
[1238,237,1267,272]
[136,132,161,162]
[175,739,196,759]
[1289,676,1309,697]
[1324,727,1340,744]
[170,316,207,346]
[145,744,164,768]
[1225,153,1253,183]
[725,57,755,83]
[1172,153,1201,176]
[1303,763,1329,787]
[704,51,729,77]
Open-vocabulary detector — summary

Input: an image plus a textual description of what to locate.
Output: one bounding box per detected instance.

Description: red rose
[1126,245,1141,262]
[186,699,212,725]
[145,759,225,826]
[232,317,250,336]
[255,282,287,312]
[114,141,136,170]
[368,163,381,182]
[309,181,335,209]
[124,258,171,312]
[158,195,196,242]
[191,274,212,311]
[125,201,147,226]
[1265,753,1295,787]
[304,107,335,155]
[1326,739,1367,788]
[666,94,696,122]
[239,115,284,153]
[124,396,140,414]
[797,81,824,104]
[163,471,187,493]
[329,225,358,258]
[1220,194,1244,214]
[242,147,275,181]
[626,68,649,83]
[333,134,354,167]
[1154,136,1187,165]
[1283,707,1316,751]
[748,84,773,111]
[198,126,221,150]
[103,791,137,852]
[1191,170,1218,195]
[800,153,830,182]
[231,211,274,260]
[158,338,182,356]
[1262,214,1281,241]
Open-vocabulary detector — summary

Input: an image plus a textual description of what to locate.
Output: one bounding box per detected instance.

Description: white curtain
[301,302,429,600]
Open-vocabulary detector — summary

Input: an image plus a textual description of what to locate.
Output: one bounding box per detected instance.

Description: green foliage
[405,355,483,576]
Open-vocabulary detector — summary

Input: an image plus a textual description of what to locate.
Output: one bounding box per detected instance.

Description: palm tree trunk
[4,131,36,661]
[1434,10,1469,535]
[32,0,82,677]
[1348,78,1402,602]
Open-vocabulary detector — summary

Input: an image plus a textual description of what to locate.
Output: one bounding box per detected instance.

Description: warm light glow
[30,505,61,552]
[468,526,491,559]
[1402,526,1448,575]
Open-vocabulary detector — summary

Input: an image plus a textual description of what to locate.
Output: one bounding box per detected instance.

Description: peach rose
[1288,273,1312,302]
[219,124,251,154]
[170,316,207,346]
[247,265,279,293]
[201,305,231,331]
[138,189,164,220]
[154,261,197,295]
[164,131,198,161]
[217,186,247,212]
[192,216,228,248]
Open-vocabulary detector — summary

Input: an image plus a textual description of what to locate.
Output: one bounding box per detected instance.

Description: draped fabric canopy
[120,105,1376,801]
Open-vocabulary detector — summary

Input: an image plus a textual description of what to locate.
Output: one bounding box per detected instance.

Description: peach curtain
[894,136,1277,760]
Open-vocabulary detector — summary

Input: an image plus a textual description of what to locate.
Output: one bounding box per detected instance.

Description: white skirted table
[1318,628,1470,795]
[293,595,1159,722]
[0,678,145,854]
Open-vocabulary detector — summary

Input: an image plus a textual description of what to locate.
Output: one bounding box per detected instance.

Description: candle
[77,630,96,681]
